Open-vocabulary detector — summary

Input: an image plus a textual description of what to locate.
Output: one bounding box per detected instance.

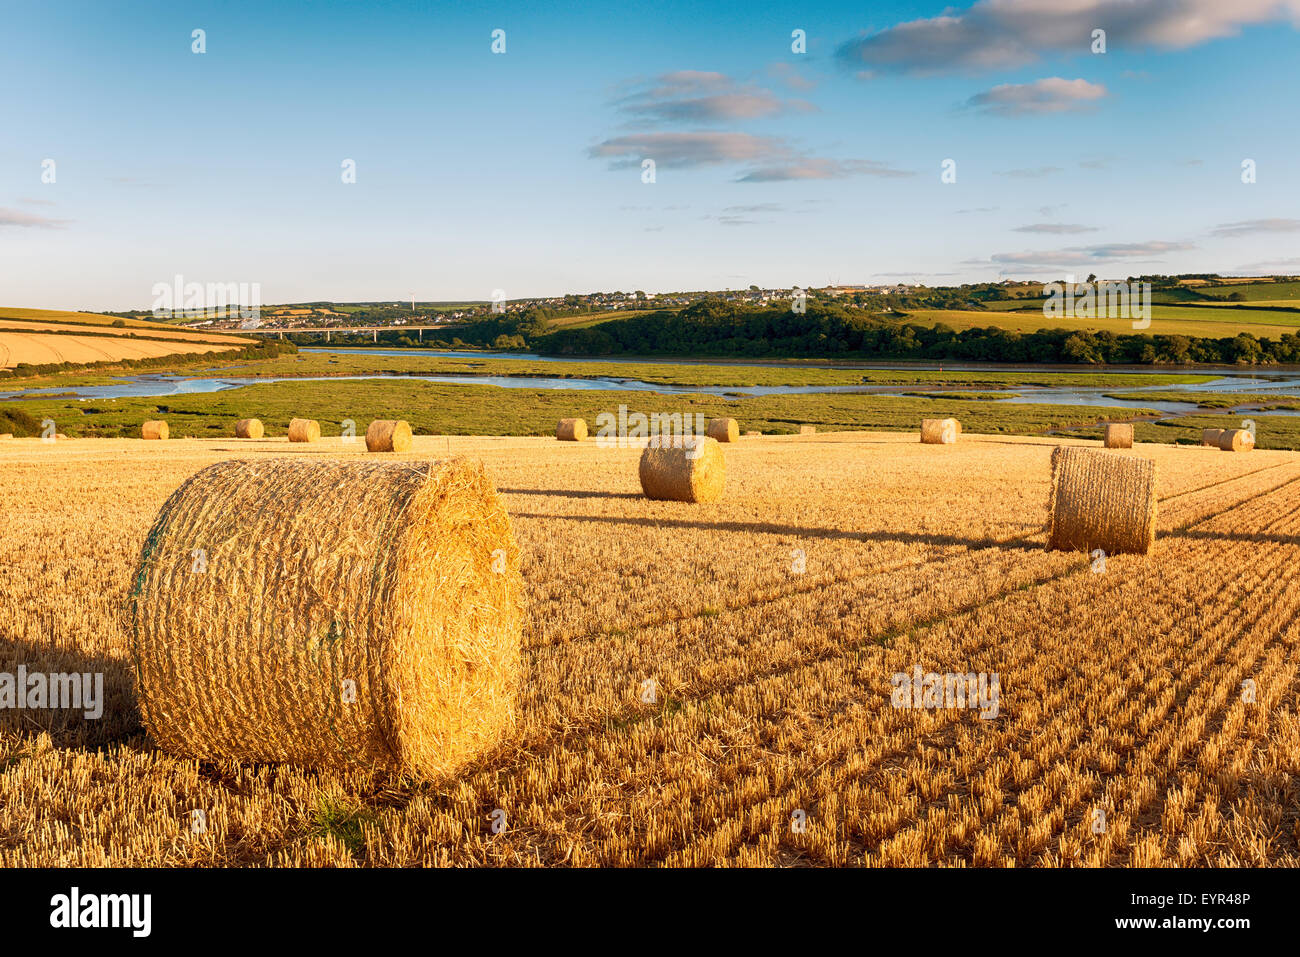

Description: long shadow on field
[501,488,645,500]
[0,633,141,750]
[511,511,1042,550]
[1165,528,1300,546]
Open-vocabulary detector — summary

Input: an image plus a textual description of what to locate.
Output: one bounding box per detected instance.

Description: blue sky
[2,0,1299,309]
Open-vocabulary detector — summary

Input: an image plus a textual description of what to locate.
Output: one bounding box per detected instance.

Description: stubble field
[0,431,1297,866]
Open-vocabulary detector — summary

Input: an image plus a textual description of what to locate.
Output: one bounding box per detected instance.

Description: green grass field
[4,377,1160,439]
[206,350,1221,389]
[1194,281,1300,300]
[900,306,1300,339]
[11,375,1300,446]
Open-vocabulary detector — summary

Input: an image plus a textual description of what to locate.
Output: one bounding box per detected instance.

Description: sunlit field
[2,431,1297,866]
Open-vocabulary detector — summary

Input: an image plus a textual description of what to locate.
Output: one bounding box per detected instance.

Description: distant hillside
[0,306,266,372]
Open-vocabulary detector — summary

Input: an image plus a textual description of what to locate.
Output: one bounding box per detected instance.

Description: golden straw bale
[235,418,264,439]
[288,418,321,443]
[1201,429,1224,447]
[1219,429,1255,452]
[556,418,587,441]
[799,425,816,434]
[128,457,523,779]
[141,420,169,440]
[920,418,960,444]
[638,436,725,503]
[0,433,12,440]
[706,417,739,442]
[366,419,412,453]
[1103,423,1134,449]
[1216,429,1248,452]
[744,430,762,437]
[1047,446,1156,555]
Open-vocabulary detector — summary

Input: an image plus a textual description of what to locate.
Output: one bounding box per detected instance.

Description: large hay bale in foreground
[1047,447,1156,556]
[639,436,725,503]
[1201,429,1225,447]
[556,418,587,441]
[129,457,523,779]
[1219,429,1255,452]
[1103,423,1133,449]
[920,418,959,444]
[366,419,412,452]
[235,418,264,439]
[288,418,321,443]
[706,417,739,442]
[141,420,169,441]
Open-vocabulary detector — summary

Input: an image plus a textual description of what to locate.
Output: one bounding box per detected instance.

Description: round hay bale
[1047,446,1156,556]
[706,417,739,442]
[1201,429,1225,447]
[799,425,817,435]
[141,420,169,441]
[638,436,725,503]
[235,418,264,439]
[1219,429,1255,452]
[128,457,524,779]
[288,418,321,443]
[366,419,412,453]
[1103,423,1134,449]
[920,418,959,444]
[556,418,587,441]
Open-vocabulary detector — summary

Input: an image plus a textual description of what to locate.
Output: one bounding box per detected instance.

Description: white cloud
[837,0,1300,74]
[964,77,1107,116]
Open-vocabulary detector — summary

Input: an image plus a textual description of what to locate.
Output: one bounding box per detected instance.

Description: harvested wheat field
[1,431,1298,867]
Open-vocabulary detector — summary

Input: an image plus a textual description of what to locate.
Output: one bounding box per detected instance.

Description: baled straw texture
[141,420,169,441]
[128,457,524,779]
[706,417,739,442]
[1103,423,1134,449]
[288,418,321,443]
[0,433,12,440]
[1047,446,1157,556]
[744,431,761,437]
[366,419,412,453]
[1219,429,1254,452]
[639,436,725,503]
[556,418,587,441]
[799,425,817,435]
[1201,429,1225,447]
[235,418,264,439]
[920,418,960,444]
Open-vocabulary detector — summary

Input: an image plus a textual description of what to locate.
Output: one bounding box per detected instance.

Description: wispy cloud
[18,197,55,207]
[0,206,70,228]
[990,240,1196,269]
[1013,223,1099,234]
[996,166,1062,179]
[963,77,1107,116]
[736,158,912,182]
[1211,218,1300,238]
[767,62,818,92]
[836,0,1300,74]
[588,131,787,169]
[614,71,815,125]
[589,130,905,184]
